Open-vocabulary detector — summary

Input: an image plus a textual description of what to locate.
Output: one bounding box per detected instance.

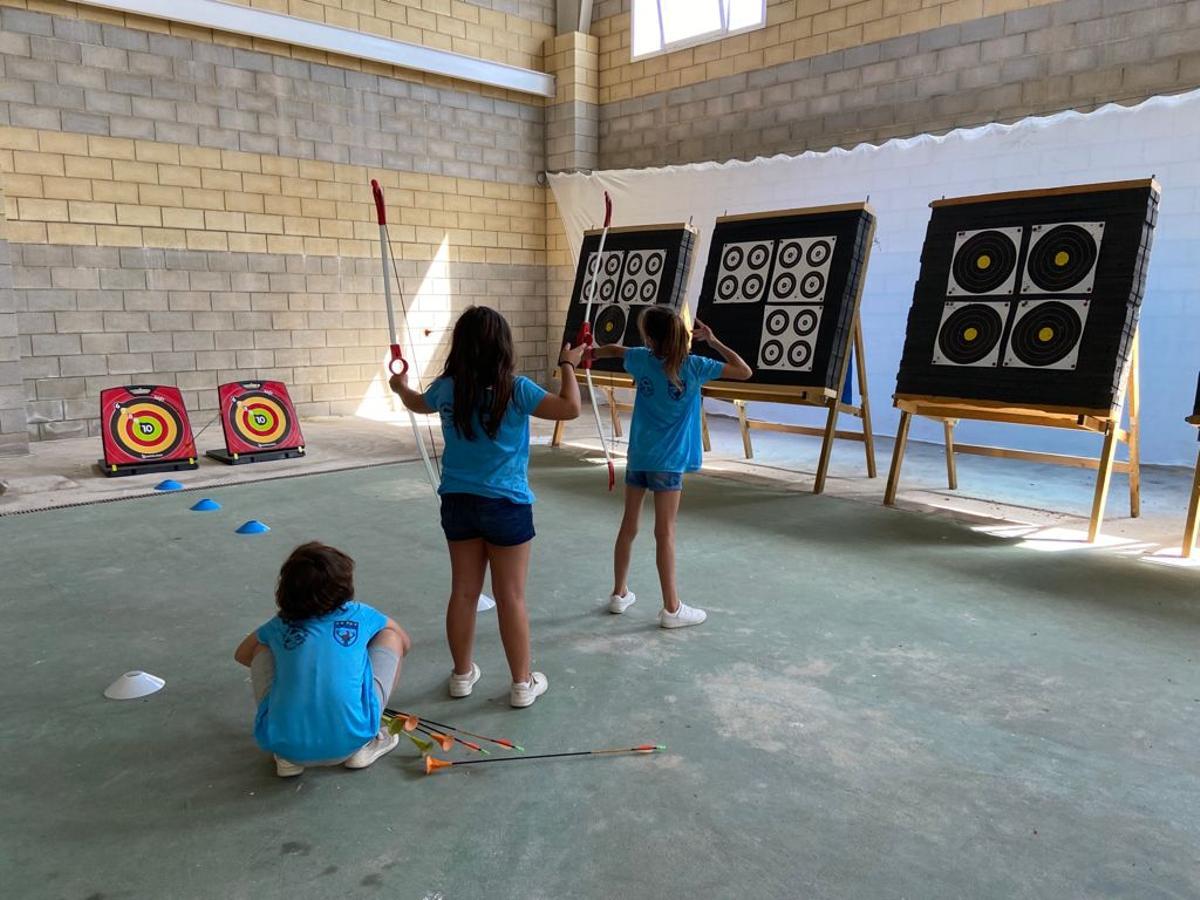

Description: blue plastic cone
[235,519,270,535]
[154,479,184,491]
[190,498,221,511]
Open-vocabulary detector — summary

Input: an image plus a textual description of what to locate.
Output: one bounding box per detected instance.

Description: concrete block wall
[594,0,1200,168]
[544,31,600,172]
[0,1,551,444]
[0,191,26,455]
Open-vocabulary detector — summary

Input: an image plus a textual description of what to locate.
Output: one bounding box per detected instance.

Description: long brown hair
[275,542,355,622]
[441,305,515,440]
[638,306,689,385]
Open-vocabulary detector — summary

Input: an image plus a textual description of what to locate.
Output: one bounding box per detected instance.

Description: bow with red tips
[574,191,617,491]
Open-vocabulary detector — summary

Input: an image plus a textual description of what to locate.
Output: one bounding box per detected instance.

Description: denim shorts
[440,493,535,546]
[625,469,683,492]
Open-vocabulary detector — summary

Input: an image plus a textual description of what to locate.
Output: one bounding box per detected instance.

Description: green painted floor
[2,449,1198,899]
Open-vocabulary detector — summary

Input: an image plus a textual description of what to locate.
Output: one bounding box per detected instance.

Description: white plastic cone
[104,670,165,700]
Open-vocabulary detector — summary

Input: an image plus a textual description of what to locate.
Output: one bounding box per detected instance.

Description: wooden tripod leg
[853,318,877,478]
[943,419,958,490]
[1126,336,1140,518]
[736,400,753,459]
[701,406,711,453]
[551,420,565,448]
[604,387,623,437]
[813,397,840,495]
[1087,423,1120,543]
[1183,447,1200,559]
[884,411,912,507]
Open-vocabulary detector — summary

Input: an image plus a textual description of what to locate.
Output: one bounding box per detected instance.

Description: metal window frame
[80,0,556,98]
[631,0,767,62]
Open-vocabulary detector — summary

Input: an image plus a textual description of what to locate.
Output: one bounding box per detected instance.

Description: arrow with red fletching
[424,744,665,774]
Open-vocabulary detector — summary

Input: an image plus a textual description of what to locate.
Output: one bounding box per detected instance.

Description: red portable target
[99,385,198,476]
[208,380,305,465]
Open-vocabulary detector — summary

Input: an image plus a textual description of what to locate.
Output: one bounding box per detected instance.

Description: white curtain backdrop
[550,90,1200,466]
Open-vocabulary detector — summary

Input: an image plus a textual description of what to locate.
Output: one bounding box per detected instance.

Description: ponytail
[639,306,689,386]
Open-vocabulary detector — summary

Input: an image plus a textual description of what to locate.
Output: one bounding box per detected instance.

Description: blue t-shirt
[254,601,388,763]
[624,348,725,473]
[423,375,548,505]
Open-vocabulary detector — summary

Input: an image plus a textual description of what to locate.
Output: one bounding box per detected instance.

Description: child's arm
[692,320,753,381]
[591,345,626,361]
[388,370,435,414]
[380,618,412,656]
[234,632,261,667]
[532,342,585,421]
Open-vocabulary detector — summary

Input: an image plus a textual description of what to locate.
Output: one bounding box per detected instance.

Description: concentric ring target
[639,279,657,301]
[1008,301,1084,367]
[743,273,765,300]
[717,274,740,301]
[645,252,664,276]
[231,391,292,447]
[594,304,627,346]
[800,272,825,299]
[761,340,783,366]
[806,240,832,267]
[599,279,617,302]
[951,230,1018,294]
[747,244,771,269]
[936,303,1004,365]
[773,272,797,299]
[787,340,812,369]
[604,254,622,276]
[765,308,790,336]
[110,399,184,459]
[793,308,819,337]
[1027,225,1098,292]
[621,279,639,302]
[778,241,803,267]
[722,245,744,271]
[587,255,601,277]
[626,254,644,276]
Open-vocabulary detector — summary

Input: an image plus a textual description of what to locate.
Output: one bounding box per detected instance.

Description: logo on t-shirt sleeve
[639,376,655,397]
[667,378,688,401]
[333,620,360,647]
[282,624,306,650]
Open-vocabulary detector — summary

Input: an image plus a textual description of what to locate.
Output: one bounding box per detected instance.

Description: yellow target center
[604,321,615,333]
[1054,250,1070,267]
[963,327,979,342]
[976,254,991,270]
[1037,326,1055,343]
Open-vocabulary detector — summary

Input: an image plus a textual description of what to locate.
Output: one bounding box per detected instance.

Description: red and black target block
[206,380,305,465]
[559,224,698,374]
[896,179,1160,411]
[99,385,199,477]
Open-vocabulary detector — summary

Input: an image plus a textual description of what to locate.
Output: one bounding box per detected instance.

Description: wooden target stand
[1180,412,1200,558]
[699,314,877,493]
[883,333,1142,543]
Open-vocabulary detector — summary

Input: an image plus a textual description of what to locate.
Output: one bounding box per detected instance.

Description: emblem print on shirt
[333,620,360,647]
[283,625,306,650]
[667,379,687,401]
[639,377,655,398]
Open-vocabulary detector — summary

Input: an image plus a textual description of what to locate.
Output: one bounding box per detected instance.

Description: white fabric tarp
[550,90,1200,466]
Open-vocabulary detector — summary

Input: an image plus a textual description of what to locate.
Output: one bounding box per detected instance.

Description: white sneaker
[274,755,304,778]
[449,662,481,698]
[509,671,548,708]
[609,590,637,614]
[344,730,400,769]
[659,602,706,629]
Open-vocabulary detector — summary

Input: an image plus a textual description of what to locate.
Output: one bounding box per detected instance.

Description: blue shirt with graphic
[254,601,388,763]
[624,348,725,474]
[423,375,549,505]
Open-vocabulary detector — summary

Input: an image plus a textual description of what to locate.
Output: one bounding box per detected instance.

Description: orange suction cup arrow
[425,756,454,774]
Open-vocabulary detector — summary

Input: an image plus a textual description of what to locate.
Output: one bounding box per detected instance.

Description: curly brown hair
[275,542,355,621]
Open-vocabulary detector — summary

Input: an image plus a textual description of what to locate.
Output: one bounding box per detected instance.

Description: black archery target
[743,273,765,301]
[950,229,1019,294]
[717,274,740,301]
[626,253,643,276]
[605,254,622,276]
[788,341,812,368]
[640,279,657,301]
[1024,223,1100,293]
[778,241,803,267]
[773,271,797,299]
[806,240,832,267]
[935,302,1005,365]
[793,308,819,336]
[722,245,744,271]
[800,272,825,299]
[621,279,639,301]
[645,251,664,276]
[1005,300,1086,368]
[598,277,617,302]
[765,307,790,336]
[594,304,627,346]
[758,305,822,372]
[748,244,771,269]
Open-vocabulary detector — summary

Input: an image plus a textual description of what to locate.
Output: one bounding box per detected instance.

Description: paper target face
[593,303,627,347]
[947,227,1022,296]
[714,240,773,304]
[768,236,836,304]
[110,398,184,459]
[1002,298,1089,369]
[229,391,294,448]
[757,305,822,372]
[1021,222,1103,294]
[619,250,664,304]
[933,301,1006,367]
[582,250,626,305]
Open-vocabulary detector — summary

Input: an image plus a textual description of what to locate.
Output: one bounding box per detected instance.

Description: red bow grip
[388,344,409,376]
[371,179,387,225]
[603,191,612,228]
[573,322,594,371]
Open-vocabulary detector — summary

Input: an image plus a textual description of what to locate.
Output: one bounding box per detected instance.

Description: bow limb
[575,191,616,491]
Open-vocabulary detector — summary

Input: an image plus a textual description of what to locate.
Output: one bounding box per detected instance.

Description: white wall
[550,91,1200,466]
